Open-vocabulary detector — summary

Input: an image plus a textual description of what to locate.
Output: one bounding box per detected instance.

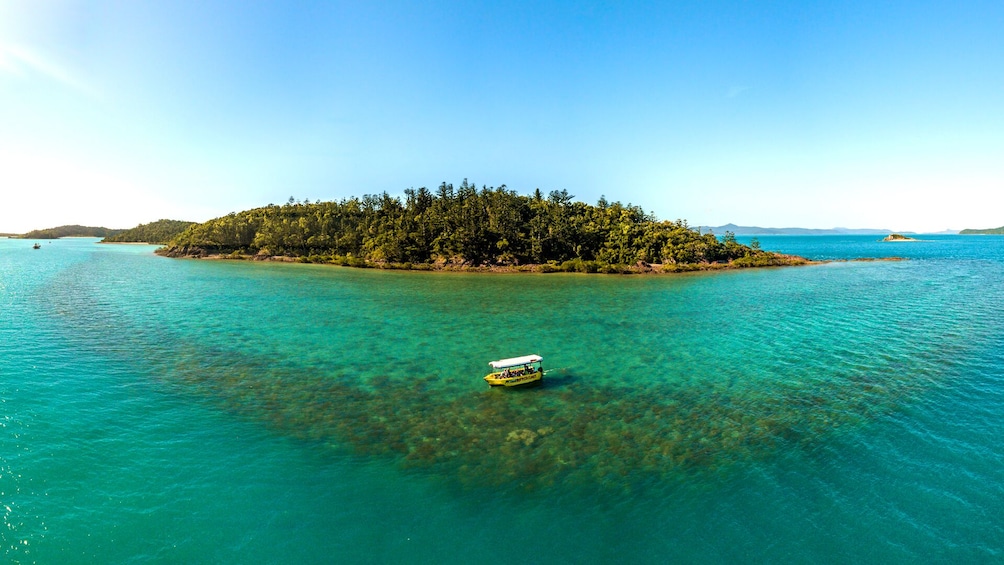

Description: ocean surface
[2,235,1003,563]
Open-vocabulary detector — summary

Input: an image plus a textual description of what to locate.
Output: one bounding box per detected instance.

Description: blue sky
[1,0,1002,233]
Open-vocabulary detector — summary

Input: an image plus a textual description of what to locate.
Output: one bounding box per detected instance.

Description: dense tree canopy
[160,182,797,271]
[102,219,196,244]
[960,226,1004,235]
[18,225,123,239]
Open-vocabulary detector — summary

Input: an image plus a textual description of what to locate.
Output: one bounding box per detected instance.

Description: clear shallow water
[3,236,1004,563]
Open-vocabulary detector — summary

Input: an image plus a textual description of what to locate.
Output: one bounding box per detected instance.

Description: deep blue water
[3,235,1004,563]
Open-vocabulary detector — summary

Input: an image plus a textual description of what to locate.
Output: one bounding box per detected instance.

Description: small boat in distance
[32,243,41,249]
[484,354,543,388]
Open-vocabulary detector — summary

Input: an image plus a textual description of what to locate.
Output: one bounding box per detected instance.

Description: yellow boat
[484,355,543,388]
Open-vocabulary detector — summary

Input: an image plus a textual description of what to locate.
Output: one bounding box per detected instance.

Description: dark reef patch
[167,350,921,492]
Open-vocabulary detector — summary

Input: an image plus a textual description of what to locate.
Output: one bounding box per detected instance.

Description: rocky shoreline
[154,246,817,274]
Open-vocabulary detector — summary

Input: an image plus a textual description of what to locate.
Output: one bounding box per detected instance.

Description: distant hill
[102,219,197,244]
[697,224,915,236]
[17,225,125,239]
[697,224,964,235]
[960,226,1004,235]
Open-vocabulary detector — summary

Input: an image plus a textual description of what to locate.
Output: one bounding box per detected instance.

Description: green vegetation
[960,226,1004,235]
[882,233,916,241]
[102,219,196,244]
[17,225,124,239]
[159,182,807,272]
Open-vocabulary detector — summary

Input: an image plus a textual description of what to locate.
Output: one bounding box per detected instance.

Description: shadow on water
[538,368,577,390]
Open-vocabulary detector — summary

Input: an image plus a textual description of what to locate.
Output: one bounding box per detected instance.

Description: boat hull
[484,370,543,388]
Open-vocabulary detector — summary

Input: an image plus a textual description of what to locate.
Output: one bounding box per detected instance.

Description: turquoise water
[3,235,1004,563]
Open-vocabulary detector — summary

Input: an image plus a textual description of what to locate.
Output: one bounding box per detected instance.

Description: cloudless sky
[1,0,1002,233]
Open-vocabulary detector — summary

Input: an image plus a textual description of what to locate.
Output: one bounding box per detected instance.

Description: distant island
[697,223,920,236]
[102,219,196,244]
[882,234,918,242]
[15,225,125,239]
[157,183,809,273]
[960,226,1004,235]
[8,220,193,243]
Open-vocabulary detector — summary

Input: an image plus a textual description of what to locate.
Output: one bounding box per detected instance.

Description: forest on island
[160,181,802,272]
[102,219,196,244]
[960,226,1004,235]
[17,225,123,239]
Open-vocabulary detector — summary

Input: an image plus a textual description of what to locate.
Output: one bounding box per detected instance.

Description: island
[101,219,196,244]
[881,234,918,242]
[157,182,810,273]
[960,226,1004,235]
[699,223,910,236]
[15,225,124,239]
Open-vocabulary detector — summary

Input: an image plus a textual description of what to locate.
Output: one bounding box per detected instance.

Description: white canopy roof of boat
[489,354,542,369]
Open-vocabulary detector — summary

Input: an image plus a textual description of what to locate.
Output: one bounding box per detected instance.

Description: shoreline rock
[154,246,820,274]
[882,234,919,242]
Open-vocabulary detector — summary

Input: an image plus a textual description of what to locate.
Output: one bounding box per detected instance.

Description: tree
[159,183,777,270]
